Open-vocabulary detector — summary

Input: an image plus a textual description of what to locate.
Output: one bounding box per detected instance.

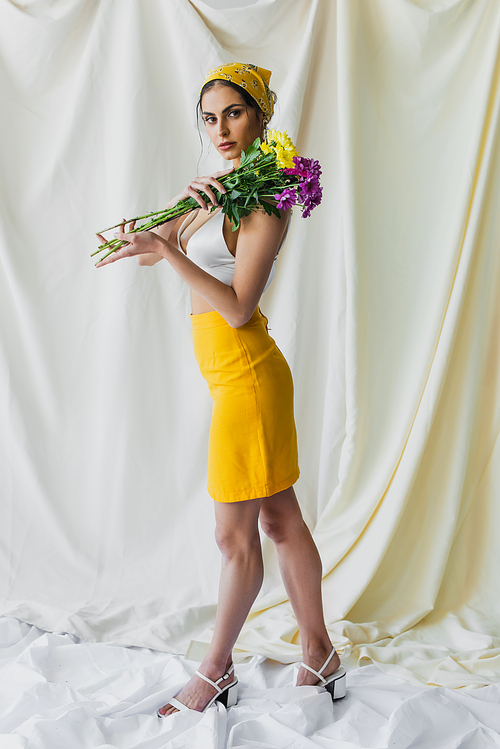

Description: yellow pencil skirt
[191,306,300,503]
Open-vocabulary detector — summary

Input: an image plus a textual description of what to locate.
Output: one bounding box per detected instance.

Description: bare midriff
[191,289,219,315]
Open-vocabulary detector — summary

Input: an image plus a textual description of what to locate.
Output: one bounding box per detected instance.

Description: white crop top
[178,209,287,293]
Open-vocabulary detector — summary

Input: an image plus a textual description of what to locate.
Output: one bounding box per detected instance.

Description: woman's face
[201,84,263,165]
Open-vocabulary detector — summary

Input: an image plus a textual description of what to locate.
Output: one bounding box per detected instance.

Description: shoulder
[238,206,291,238]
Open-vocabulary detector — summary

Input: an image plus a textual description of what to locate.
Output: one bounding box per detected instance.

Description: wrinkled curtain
[1,0,499,689]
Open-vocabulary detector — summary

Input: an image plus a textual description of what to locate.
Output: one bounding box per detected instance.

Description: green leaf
[225,203,234,224]
[244,190,257,207]
[240,137,262,168]
[260,200,281,219]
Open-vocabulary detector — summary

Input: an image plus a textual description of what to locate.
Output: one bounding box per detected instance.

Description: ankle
[198,656,233,680]
[301,637,334,663]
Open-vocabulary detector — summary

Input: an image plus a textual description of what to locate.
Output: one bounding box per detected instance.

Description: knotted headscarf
[200,62,275,120]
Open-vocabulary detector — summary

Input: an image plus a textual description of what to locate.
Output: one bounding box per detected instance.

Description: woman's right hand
[171,167,234,211]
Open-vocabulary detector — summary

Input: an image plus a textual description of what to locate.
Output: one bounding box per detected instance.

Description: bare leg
[259,486,340,685]
[159,497,263,715]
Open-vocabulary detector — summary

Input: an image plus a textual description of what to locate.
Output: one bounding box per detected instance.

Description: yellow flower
[260,129,298,169]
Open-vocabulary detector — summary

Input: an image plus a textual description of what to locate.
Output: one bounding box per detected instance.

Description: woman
[96,63,345,716]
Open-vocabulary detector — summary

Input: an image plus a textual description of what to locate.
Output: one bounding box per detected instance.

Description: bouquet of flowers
[92,130,322,264]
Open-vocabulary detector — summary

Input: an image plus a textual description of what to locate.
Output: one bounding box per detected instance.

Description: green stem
[92,149,303,262]
[92,203,198,258]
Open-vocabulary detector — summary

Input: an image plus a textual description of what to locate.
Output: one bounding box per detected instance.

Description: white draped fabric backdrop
[1,0,499,691]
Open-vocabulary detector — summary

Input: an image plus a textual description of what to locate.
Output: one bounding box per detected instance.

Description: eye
[204,116,217,125]
[228,109,240,117]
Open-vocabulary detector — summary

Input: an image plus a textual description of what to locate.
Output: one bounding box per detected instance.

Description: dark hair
[196,78,277,126]
[195,79,277,172]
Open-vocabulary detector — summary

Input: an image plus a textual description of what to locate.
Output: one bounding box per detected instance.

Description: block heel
[295,646,347,702]
[324,667,346,700]
[217,680,238,708]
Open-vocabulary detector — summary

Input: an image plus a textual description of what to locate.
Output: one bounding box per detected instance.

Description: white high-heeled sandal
[157,664,238,717]
[295,647,347,700]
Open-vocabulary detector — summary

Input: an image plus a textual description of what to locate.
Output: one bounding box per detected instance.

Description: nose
[218,118,229,137]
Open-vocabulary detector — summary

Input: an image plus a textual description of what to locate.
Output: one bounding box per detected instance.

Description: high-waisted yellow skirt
[191,306,300,503]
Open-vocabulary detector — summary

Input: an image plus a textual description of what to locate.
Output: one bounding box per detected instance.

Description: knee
[260,508,304,545]
[214,525,261,562]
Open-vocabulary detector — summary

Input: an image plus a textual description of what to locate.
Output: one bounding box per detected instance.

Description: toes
[158,704,178,717]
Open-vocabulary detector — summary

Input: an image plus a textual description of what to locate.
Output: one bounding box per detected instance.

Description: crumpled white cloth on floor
[1,617,500,749]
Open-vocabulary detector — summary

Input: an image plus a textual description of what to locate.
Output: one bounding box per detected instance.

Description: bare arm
[137,213,183,267]
[135,169,233,267]
[96,208,290,328]
[161,208,288,327]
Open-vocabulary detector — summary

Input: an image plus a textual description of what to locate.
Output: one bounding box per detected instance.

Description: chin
[219,149,238,160]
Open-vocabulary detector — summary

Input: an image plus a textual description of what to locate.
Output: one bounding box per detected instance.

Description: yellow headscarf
[200,62,275,120]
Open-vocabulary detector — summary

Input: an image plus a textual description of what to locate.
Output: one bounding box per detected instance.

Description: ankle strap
[317,646,336,676]
[195,663,234,694]
[300,646,336,685]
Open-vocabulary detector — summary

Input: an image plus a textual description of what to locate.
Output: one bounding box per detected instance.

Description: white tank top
[178,209,286,293]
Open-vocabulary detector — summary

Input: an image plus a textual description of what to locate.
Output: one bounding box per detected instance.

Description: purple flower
[274,187,297,211]
[298,176,322,216]
[284,156,323,217]
[285,156,322,179]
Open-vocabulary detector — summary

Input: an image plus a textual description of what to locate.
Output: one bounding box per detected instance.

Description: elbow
[228,309,254,329]
[229,319,246,329]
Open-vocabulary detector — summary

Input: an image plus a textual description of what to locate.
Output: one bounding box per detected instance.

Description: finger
[211,180,226,195]
[192,178,223,204]
[96,253,123,267]
[95,250,123,267]
[113,230,132,244]
[200,175,225,189]
[201,176,229,196]
[205,177,227,196]
[201,185,218,206]
[215,167,234,178]
[186,187,207,210]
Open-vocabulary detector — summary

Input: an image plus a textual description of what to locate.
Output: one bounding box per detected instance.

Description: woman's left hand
[95,220,164,267]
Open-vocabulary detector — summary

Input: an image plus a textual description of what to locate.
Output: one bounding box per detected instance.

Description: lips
[219,142,236,151]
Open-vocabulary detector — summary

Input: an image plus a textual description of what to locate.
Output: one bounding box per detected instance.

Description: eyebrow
[202,103,245,116]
